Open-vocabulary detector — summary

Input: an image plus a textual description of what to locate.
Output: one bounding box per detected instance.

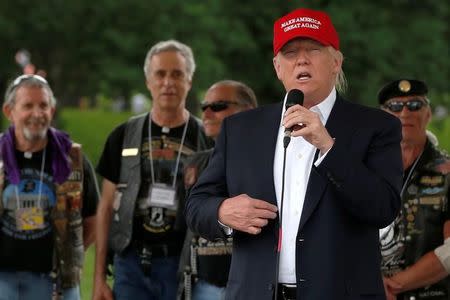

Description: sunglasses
[383,99,428,113]
[201,100,240,112]
[11,74,48,89]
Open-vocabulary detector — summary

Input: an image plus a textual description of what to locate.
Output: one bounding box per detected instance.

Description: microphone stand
[274,134,291,300]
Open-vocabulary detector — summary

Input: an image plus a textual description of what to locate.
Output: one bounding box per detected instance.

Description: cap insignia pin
[398,80,411,93]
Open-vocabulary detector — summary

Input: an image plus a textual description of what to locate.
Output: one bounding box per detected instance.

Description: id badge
[147,183,177,210]
[16,207,45,230]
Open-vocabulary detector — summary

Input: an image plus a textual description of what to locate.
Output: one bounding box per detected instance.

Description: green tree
[0,1,448,108]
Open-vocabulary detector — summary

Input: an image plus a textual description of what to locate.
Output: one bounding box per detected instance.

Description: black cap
[377,79,428,104]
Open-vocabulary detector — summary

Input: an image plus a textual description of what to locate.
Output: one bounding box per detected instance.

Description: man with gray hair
[93,40,212,300]
[0,74,99,300]
[378,78,449,300]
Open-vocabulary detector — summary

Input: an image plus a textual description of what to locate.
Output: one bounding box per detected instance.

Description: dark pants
[113,247,179,300]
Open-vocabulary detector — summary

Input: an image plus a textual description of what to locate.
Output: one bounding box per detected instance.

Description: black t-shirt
[0,148,98,272]
[96,115,212,250]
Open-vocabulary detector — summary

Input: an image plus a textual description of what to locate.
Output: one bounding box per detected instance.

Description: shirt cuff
[435,237,450,273]
[218,220,233,236]
[314,138,334,167]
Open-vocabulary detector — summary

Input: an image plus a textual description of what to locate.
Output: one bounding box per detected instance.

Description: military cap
[377,79,428,104]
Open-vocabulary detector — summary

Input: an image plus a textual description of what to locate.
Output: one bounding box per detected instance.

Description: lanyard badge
[16,206,45,230]
[147,183,177,210]
[147,113,188,211]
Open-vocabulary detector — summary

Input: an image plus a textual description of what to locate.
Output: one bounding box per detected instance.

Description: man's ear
[331,48,343,75]
[425,106,432,125]
[50,106,56,119]
[273,55,282,80]
[186,78,192,91]
[3,105,12,122]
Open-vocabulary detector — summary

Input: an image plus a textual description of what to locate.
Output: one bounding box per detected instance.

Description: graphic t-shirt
[96,115,212,250]
[0,148,99,272]
[0,149,54,272]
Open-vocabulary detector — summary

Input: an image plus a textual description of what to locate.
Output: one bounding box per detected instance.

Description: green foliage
[59,108,133,166]
[429,117,450,153]
[1,1,447,109]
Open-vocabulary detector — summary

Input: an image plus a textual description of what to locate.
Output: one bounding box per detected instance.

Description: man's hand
[92,278,114,300]
[383,276,403,300]
[283,104,334,153]
[218,194,278,235]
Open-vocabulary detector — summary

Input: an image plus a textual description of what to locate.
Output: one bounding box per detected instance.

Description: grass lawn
[81,247,96,299]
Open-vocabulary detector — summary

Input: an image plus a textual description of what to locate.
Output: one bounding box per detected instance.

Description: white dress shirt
[273,88,336,283]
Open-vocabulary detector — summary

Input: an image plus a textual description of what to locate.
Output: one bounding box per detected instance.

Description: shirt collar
[281,88,337,126]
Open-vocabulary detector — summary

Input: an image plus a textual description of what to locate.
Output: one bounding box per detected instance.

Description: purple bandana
[0,126,72,184]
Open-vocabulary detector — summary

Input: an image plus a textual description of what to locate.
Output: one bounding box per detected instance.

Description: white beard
[23,127,47,141]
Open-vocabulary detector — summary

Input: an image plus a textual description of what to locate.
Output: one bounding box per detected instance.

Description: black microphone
[283,89,304,148]
[274,89,304,300]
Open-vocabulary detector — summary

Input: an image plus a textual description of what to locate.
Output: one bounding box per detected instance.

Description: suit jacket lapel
[298,96,350,231]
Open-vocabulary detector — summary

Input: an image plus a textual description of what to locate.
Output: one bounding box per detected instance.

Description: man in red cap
[186,8,403,300]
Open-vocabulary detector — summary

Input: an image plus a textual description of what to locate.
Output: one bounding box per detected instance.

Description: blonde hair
[328,47,347,94]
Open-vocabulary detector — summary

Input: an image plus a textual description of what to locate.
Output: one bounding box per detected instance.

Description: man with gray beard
[0,74,99,300]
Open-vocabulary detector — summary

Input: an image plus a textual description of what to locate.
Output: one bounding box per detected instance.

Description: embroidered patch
[419,196,442,205]
[419,176,443,186]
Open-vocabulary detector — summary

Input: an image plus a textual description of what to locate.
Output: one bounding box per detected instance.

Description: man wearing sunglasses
[94,40,212,300]
[178,80,257,300]
[0,74,99,300]
[186,8,403,300]
[379,79,450,300]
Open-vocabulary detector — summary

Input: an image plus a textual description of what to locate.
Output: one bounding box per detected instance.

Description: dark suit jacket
[186,96,403,300]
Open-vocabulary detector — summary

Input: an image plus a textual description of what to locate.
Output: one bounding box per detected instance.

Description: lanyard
[148,113,189,188]
[400,150,423,198]
[15,147,47,208]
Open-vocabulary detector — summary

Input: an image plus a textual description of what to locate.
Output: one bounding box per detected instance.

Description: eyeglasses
[201,100,240,112]
[11,74,48,89]
[383,99,428,113]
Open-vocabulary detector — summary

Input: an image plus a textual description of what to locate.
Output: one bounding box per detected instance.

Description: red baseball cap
[273,8,339,55]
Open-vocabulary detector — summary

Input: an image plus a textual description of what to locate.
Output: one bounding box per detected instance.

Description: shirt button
[298,153,303,159]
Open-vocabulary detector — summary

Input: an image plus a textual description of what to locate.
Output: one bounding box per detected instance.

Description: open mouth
[296,72,311,81]
[26,119,46,127]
